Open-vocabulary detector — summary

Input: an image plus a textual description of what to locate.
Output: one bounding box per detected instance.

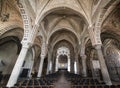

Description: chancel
[0,0,120,88]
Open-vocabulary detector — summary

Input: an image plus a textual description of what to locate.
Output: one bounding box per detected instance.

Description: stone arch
[52,38,75,51]
[0,36,22,55]
[0,27,24,40]
[94,1,120,31]
[52,40,75,72]
[101,1,120,26]
[0,24,23,37]
[17,1,32,41]
[0,36,22,75]
[36,6,89,25]
[101,31,120,45]
[56,46,70,70]
[102,39,120,81]
[0,26,24,54]
[93,1,120,46]
[101,30,120,81]
[47,28,79,44]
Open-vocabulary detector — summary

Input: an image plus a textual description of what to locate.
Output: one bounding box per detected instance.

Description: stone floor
[54,70,71,88]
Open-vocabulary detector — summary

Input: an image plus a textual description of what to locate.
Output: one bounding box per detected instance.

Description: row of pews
[2,72,60,88]
[1,70,120,88]
[64,71,120,88]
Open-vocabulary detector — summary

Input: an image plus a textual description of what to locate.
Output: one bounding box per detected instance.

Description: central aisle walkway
[54,70,71,88]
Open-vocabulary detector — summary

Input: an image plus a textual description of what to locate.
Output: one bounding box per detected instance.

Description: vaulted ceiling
[0,0,120,59]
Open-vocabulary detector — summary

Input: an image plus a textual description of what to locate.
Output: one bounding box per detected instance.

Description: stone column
[46,60,50,74]
[68,55,70,72]
[95,45,112,85]
[6,44,29,87]
[49,61,52,73]
[74,61,77,74]
[37,39,47,77]
[46,60,52,74]
[75,55,80,74]
[37,55,45,77]
[28,59,34,78]
[46,50,52,74]
[81,55,87,77]
[74,61,80,74]
[90,58,95,78]
[28,48,35,78]
[52,54,56,72]
[55,56,59,71]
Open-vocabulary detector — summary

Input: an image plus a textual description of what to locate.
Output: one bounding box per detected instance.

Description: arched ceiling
[43,10,84,33]
[25,0,113,24]
[38,7,85,55]
[39,7,87,42]
[0,36,22,54]
[102,3,120,33]
[22,0,116,57]
[48,29,79,53]
[101,3,120,49]
[53,40,74,58]
[0,0,119,60]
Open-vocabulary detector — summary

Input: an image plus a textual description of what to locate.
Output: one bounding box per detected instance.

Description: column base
[106,81,112,86]
[82,74,87,77]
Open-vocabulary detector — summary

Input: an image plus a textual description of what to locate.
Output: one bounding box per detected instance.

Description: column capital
[94,44,102,50]
[41,54,45,59]
[80,54,87,59]
[74,59,77,62]
[41,55,45,59]
[22,42,31,48]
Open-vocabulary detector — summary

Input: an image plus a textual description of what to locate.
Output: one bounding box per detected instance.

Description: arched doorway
[55,47,70,71]
[58,55,68,69]
[0,36,21,84]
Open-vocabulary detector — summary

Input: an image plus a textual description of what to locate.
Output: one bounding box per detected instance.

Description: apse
[56,46,70,71]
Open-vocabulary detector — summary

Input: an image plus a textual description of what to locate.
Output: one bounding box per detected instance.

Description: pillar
[6,44,29,87]
[81,55,87,77]
[75,55,80,74]
[95,45,112,85]
[55,56,59,71]
[74,61,77,74]
[49,61,52,73]
[37,55,45,77]
[68,55,70,72]
[74,61,79,74]
[46,60,52,74]
[28,58,34,78]
[37,39,47,77]
[46,60,50,74]
[46,49,52,74]
[90,58,95,79]
[28,48,35,78]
